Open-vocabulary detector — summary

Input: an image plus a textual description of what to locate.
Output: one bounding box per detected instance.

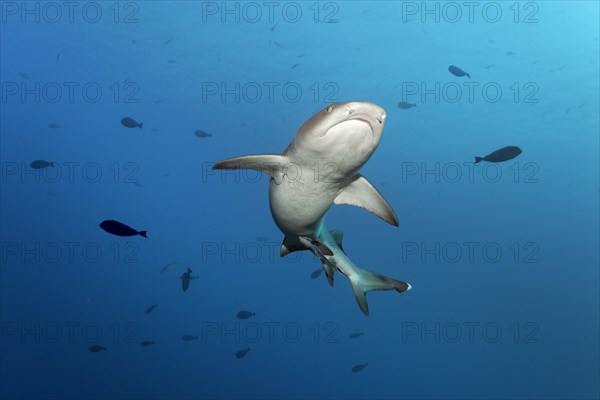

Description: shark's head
[289,101,386,175]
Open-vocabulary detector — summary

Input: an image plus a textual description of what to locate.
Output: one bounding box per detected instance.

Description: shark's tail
[349,269,411,316]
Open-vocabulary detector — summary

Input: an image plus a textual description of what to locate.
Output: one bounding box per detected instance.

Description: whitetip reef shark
[213,101,410,315]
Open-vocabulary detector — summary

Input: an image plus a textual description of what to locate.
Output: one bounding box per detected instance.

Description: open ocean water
[1,1,599,399]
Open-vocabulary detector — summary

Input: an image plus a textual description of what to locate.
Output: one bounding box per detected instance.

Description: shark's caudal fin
[349,269,411,316]
[474,157,483,164]
[213,154,287,184]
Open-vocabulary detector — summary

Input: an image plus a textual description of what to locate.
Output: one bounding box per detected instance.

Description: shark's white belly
[269,176,338,237]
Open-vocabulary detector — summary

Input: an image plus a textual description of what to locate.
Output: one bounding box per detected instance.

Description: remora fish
[213,102,411,315]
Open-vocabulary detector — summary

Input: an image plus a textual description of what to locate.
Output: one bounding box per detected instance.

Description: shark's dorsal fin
[334,175,399,226]
[330,229,344,253]
[213,154,287,184]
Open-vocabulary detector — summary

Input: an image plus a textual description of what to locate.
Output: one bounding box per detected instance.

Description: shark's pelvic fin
[322,260,335,287]
[298,236,334,257]
[334,174,399,226]
[212,154,287,184]
[298,236,337,286]
[349,269,411,316]
[280,236,307,257]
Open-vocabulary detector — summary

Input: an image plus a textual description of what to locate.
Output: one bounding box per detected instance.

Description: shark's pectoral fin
[280,236,308,257]
[334,175,399,227]
[213,154,287,184]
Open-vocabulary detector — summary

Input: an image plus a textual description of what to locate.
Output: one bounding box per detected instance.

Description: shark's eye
[326,106,333,113]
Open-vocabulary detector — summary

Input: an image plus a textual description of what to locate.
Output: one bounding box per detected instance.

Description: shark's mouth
[350,117,375,138]
[321,117,374,139]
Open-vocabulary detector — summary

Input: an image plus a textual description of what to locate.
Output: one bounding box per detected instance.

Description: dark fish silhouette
[352,363,368,373]
[349,332,364,339]
[164,37,175,44]
[255,236,271,242]
[180,268,198,292]
[167,60,177,64]
[475,146,522,163]
[160,259,179,275]
[194,130,212,138]
[99,220,148,238]
[310,269,322,279]
[291,63,301,69]
[88,345,107,353]
[140,341,155,347]
[236,310,256,319]
[182,335,199,341]
[145,304,158,314]
[121,117,143,128]
[19,71,31,80]
[30,160,54,169]
[397,102,416,109]
[48,123,62,129]
[448,65,471,79]
[270,22,278,32]
[236,347,251,359]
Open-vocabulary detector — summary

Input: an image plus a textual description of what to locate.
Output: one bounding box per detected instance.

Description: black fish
[145,304,157,314]
[194,130,212,138]
[48,123,62,129]
[167,59,177,64]
[397,102,416,109]
[352,363,368,373]
[475,146,522,163]
[19,71,31,80]
[140,341,155,347]
[448,65,471,79]
[30,160,54,169]
[121,117,143,128]
[182,335,199,341]
[99,220,148,238]
[349,332,364,339]
[291,63,301,69]
[310,268,322,279]
[236,310,256,319]
[88,345,107,353]
[270,22,278,32]
[236,347,251,359]
[180,268,198,292]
